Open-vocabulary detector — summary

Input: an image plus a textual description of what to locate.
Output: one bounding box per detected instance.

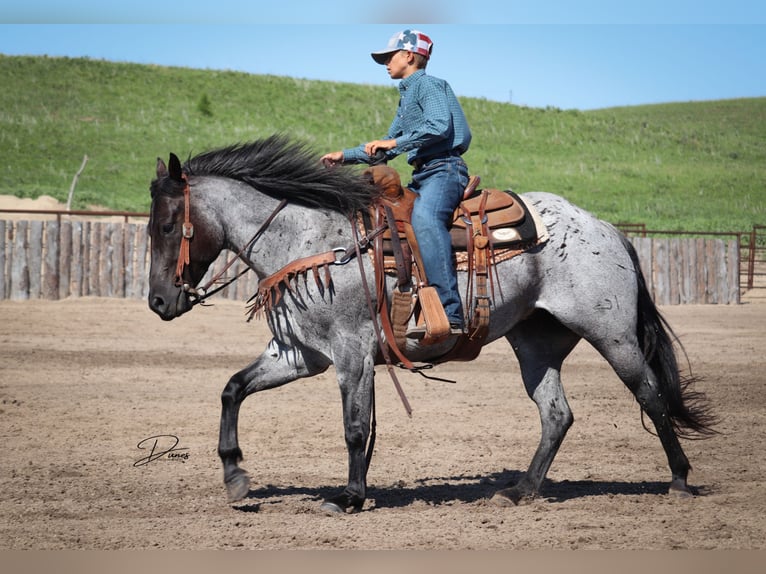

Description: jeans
[408,155,469,326]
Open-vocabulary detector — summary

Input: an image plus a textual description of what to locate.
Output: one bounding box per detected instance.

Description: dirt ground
[0,295,764,551]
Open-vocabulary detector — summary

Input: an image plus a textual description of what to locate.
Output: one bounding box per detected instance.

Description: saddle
[361,165,547,363]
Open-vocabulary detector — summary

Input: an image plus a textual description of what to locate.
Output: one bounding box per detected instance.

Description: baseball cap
[371,29,433,64]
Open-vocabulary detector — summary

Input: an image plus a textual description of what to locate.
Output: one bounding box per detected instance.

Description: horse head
[148,153,224,320]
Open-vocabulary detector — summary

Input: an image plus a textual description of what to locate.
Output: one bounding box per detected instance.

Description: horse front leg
[320,346,376,514]
[219,338,329,502]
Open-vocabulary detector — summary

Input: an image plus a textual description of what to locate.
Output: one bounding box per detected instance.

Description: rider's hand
[320,151,344,167]
[364,139,396,157]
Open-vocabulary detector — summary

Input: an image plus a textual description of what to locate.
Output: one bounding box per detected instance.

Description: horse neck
[209,179,353,277]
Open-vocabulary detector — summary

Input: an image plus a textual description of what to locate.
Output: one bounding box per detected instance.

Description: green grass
[1,54,764,232]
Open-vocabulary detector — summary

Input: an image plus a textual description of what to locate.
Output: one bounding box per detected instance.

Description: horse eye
[161,222,174,234]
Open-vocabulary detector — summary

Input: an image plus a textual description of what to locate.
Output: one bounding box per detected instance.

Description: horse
[147,134,715,513]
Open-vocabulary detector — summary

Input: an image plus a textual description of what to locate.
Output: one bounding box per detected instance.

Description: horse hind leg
[597,337,697,497]
[604,233,715,496]
[632,366,694,497]
[493,311,582,506]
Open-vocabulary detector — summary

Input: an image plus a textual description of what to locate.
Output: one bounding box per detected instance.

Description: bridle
[171,173,288,307]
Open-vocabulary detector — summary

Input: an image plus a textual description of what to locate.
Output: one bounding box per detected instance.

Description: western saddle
[361,165,544,363]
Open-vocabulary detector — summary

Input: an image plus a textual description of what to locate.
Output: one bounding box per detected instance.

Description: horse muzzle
[148,284,193,320]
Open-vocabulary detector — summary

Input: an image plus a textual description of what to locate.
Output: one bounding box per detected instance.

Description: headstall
[171,173,289,306]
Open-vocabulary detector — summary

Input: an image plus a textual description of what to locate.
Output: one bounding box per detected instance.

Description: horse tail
[621,234,717,439]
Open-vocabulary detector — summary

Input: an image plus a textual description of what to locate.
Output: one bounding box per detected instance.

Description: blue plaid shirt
[343,70,472,165]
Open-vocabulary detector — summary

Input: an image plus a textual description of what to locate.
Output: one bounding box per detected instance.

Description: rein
[351,220,413,418]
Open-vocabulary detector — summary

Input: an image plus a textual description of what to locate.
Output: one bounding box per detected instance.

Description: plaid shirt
[343,70,472,165]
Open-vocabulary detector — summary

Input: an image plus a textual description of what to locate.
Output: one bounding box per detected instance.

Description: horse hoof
[489,488,522,508]
[490,487,531,507]
[490,493,518,507]
[320,501,345,514]
[668,479,694,499]
[225,469,251,502]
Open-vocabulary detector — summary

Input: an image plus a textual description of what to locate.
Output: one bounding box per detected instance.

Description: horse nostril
[150,295,165,311]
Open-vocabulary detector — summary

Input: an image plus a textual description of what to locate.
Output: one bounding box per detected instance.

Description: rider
[321,29,472,337]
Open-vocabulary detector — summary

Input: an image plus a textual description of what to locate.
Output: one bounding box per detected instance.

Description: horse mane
[182,134,381,214]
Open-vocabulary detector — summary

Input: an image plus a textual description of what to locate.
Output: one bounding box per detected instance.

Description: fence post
[134,223,150,299]
[28,221,43,299]
[59,221,72,299]
[88,221,100,296]
[727,240,740,304]
[43,220,60,300]
[652,238,670,305]
[70,221,84,298]
[10,221,29,300]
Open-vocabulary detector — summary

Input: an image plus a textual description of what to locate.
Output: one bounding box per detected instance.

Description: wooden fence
[0,218,740,304]
[631,237,739,305]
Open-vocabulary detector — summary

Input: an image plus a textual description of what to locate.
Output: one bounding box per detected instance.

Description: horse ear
[168,153,183,182]
[156,157,168,179]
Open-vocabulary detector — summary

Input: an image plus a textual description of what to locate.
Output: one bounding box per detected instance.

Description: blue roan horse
[147,135,715,513]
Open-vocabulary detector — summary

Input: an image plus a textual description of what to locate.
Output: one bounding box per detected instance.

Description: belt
[411,150,462,171]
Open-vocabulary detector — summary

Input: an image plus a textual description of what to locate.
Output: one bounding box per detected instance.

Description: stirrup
[449,323,466,336]
[406,323,465,339]
[405,324,427,339]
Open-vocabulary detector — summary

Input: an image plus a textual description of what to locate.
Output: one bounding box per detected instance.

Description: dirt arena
[1,295,764,550]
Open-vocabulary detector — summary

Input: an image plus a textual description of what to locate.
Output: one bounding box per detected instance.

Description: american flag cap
[371,29,433,64]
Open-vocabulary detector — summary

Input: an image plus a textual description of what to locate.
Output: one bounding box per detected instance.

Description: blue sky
[1,1,765,110]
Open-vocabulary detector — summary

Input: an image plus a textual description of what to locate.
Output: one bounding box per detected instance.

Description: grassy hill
[1,54,764,232]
